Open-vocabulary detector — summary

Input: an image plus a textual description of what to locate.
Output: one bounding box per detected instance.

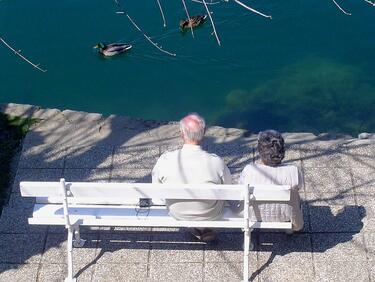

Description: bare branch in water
[115,1,176,56]
[156,0,167,27]
[181,0,195,38]
[0,37,47,73]
[332,0,351,15]
[363,0,375,6]
[233,0,272,19]
[191,0,221,5]
[201,0,221,46]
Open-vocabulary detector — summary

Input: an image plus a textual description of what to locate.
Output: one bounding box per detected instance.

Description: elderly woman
[233,130,304,232]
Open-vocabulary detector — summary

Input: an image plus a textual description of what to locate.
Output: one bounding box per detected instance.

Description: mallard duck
[179,15,207,30]
[94,42,132,57]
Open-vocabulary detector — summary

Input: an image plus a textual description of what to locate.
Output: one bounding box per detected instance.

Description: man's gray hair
[180,113,206,143]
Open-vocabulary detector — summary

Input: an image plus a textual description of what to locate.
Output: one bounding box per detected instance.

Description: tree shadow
[0,103,373,281]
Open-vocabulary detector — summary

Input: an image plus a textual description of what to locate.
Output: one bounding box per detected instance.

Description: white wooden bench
[20,179,292,282]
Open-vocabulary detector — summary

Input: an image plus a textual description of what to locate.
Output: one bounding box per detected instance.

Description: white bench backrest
[20,180,291,205]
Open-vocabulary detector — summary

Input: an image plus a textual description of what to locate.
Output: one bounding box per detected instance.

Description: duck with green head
[94,42,132,57]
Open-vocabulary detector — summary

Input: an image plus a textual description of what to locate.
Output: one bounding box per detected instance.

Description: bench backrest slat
[20,181,291,204]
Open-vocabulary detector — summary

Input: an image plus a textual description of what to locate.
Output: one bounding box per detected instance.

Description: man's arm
[221,164,232,184]
[152,158,162,183]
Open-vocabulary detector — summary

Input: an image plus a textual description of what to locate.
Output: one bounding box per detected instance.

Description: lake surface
[1,0,374,134]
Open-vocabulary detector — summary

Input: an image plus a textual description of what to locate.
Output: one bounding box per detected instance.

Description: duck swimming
[94,42,132,57]
[179,15,207,30]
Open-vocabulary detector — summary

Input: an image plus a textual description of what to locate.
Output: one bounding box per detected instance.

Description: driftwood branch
[363,0,375,6]
[191,0,221,5]
[201,0,221,46]
[332,0,351,15]
[156,0,167,27]
[181,0,195,38]
[233,0,272,19]
[0,37,47,73]
[116,11,176,56]
[115,0,176,56]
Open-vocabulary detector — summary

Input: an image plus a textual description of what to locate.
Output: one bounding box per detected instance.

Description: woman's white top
[236,163,304,230]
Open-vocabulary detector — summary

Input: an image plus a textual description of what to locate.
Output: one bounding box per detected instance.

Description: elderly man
[152,113,232,241]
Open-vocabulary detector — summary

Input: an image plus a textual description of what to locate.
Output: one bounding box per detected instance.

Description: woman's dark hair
[257,130,285,166]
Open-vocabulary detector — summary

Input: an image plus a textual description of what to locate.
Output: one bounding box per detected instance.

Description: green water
[1,0,374,134]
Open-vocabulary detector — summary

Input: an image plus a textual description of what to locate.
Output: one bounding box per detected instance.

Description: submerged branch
[233,0,272,19]
[363,0,375,6]
[116,12,176,56]
[156,0,167,27]
[332,0,351,15]
[114,0,176,56]
[201,0,221,46]
[191,0,221,5]
[181,0,195,38]
[0,37,47,73]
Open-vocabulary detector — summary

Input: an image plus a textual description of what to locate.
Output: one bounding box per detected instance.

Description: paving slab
[18,145,66,169]
[0,207,47,234]
[369,262,375,282]
[95,233,150,264]
[38,262,94,282]
[363,232,375,261]
[344,140,375,168]
[42,233,98,265]
[147,123,182,147]
[0,234,44,264]
[113,146,160,169]
[356,193,375,232]
[149,262,203,282]
[203,141,254,169]
[282,132,317,144]
[0,263,39,282]
[65,146,113,169]
[203,262,244,282]
[92,263,147,282]
[257,233,312,264]
[256,259,314,282]
[30,107,61,121]
[308,204,364,233]
[150,233,204,263]
[312,233,367,262]
[300,141,350,168]
[313,260,370,282]
[204,233,253,263]
[305,191,356,206]
[110,168,152,183]
[7,192,36,209]
[351,165,375,195]
[304,167,353,194]
[63,168,111,182]
[11,168,63,194]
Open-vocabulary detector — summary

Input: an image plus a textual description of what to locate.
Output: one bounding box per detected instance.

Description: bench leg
[243,228,253,282]
[72,226,86,248]
[65,227,76,282]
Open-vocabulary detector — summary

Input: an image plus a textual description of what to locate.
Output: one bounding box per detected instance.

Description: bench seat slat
[30,204,292,229]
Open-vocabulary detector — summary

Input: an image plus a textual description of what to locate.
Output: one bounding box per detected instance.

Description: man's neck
[184,141,200,146]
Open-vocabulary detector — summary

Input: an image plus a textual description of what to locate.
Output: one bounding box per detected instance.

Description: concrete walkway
[0,103,374,282]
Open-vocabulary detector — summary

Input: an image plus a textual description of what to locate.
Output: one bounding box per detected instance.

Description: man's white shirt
[152,144,232,220]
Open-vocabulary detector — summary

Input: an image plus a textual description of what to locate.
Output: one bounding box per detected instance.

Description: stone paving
[0,103,374,282]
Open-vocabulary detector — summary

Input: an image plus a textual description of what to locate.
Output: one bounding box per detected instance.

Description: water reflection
[216,57,375,135]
